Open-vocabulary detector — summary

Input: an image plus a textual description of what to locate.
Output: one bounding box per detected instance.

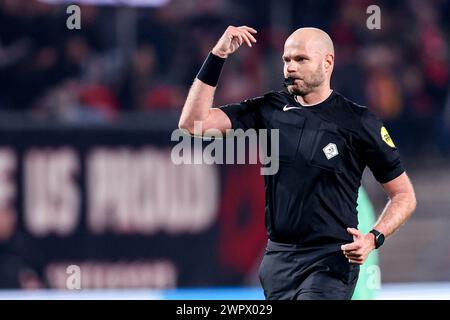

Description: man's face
[282,41,326,96]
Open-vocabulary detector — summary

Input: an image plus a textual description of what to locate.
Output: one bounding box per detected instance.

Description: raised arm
[178,26,257,135]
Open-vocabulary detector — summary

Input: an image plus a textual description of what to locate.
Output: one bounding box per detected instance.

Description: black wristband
[196,52,226,87]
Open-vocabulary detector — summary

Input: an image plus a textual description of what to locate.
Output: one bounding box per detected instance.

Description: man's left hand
[341,228,376,265]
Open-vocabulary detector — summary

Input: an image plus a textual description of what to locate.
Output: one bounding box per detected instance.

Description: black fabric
[196,52,226,87]
[219,90,404,246]
[258,240,359,300]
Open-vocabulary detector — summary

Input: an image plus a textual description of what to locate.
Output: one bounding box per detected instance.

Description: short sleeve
[217,96,265,130]
[357,110,405,183]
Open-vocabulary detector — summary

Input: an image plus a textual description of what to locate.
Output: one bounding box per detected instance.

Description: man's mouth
[284,77,302,85]
[284,77,295,86]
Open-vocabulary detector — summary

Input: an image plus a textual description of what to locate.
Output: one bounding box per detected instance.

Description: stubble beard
[288,64,325,96]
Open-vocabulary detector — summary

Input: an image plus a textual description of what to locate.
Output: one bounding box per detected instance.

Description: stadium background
[0,0,449,299]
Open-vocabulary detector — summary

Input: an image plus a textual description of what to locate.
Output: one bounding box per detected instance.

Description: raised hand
[212,25,257,59]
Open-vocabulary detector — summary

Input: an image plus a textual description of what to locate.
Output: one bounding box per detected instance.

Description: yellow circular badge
[381,126,396,148]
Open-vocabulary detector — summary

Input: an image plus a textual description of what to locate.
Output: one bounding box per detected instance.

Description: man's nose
[286,62,296,73]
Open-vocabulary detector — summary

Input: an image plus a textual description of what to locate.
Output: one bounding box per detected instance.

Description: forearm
[178,79,216,133]
[342,189,416,264]
[373,191,416,238]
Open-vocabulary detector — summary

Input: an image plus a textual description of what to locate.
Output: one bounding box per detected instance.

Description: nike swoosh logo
[283,105,302,111]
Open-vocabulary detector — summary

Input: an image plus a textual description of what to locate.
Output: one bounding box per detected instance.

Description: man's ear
[324,53,334,72]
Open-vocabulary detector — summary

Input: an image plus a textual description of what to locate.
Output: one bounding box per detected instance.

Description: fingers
[232,32,249,47]
[346,227,361,237]
[215,25,257,57]
[239,26,258,34]
[238,26,257,44]
[241,32,253,47]
[232,33,244,46]
[341,228,372,265]
[228,26,257,48]
[343,250,364,264]
[347,258,364,265]
[342,244,367,265]
[232,30,254,47]
[243,30,257,46]
[341,242,360,252]
[343,251,361,259]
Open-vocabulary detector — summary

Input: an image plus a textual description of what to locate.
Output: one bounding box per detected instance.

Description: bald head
[285,27,334,57]
[283,27,335,96]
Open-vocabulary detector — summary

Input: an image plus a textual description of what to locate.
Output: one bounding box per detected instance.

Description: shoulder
[242,90,292,112]
[334,92,368,118]
[331,92,378,129]
[246,90,290,103]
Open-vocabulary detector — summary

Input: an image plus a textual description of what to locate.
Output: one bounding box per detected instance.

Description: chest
[267,107,356,173]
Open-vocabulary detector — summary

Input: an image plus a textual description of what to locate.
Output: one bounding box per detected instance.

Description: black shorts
[258,240,360,300]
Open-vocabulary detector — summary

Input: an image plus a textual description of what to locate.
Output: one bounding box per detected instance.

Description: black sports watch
[369,229,385,249]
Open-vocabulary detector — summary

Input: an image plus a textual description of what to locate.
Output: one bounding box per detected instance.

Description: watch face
[376,234,385,247]
[371,230,385,248]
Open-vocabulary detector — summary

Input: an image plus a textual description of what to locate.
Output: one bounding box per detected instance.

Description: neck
[295,85,333,106]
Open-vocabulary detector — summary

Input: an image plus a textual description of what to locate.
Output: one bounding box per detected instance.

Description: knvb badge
[323,143,339,160]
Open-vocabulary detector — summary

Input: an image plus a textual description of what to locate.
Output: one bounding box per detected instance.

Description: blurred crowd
[0,0,449,156]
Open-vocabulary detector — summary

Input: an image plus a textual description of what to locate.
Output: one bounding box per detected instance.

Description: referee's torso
[220,90,404,249]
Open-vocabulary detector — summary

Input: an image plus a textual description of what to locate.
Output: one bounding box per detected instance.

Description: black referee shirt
[219,90,404,247]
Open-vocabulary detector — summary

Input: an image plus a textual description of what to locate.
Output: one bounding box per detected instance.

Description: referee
[179,26,417,300]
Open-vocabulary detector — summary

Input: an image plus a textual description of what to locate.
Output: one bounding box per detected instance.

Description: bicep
[195,95,265,136]
[382,172,415,199]
[202,108,232,135]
